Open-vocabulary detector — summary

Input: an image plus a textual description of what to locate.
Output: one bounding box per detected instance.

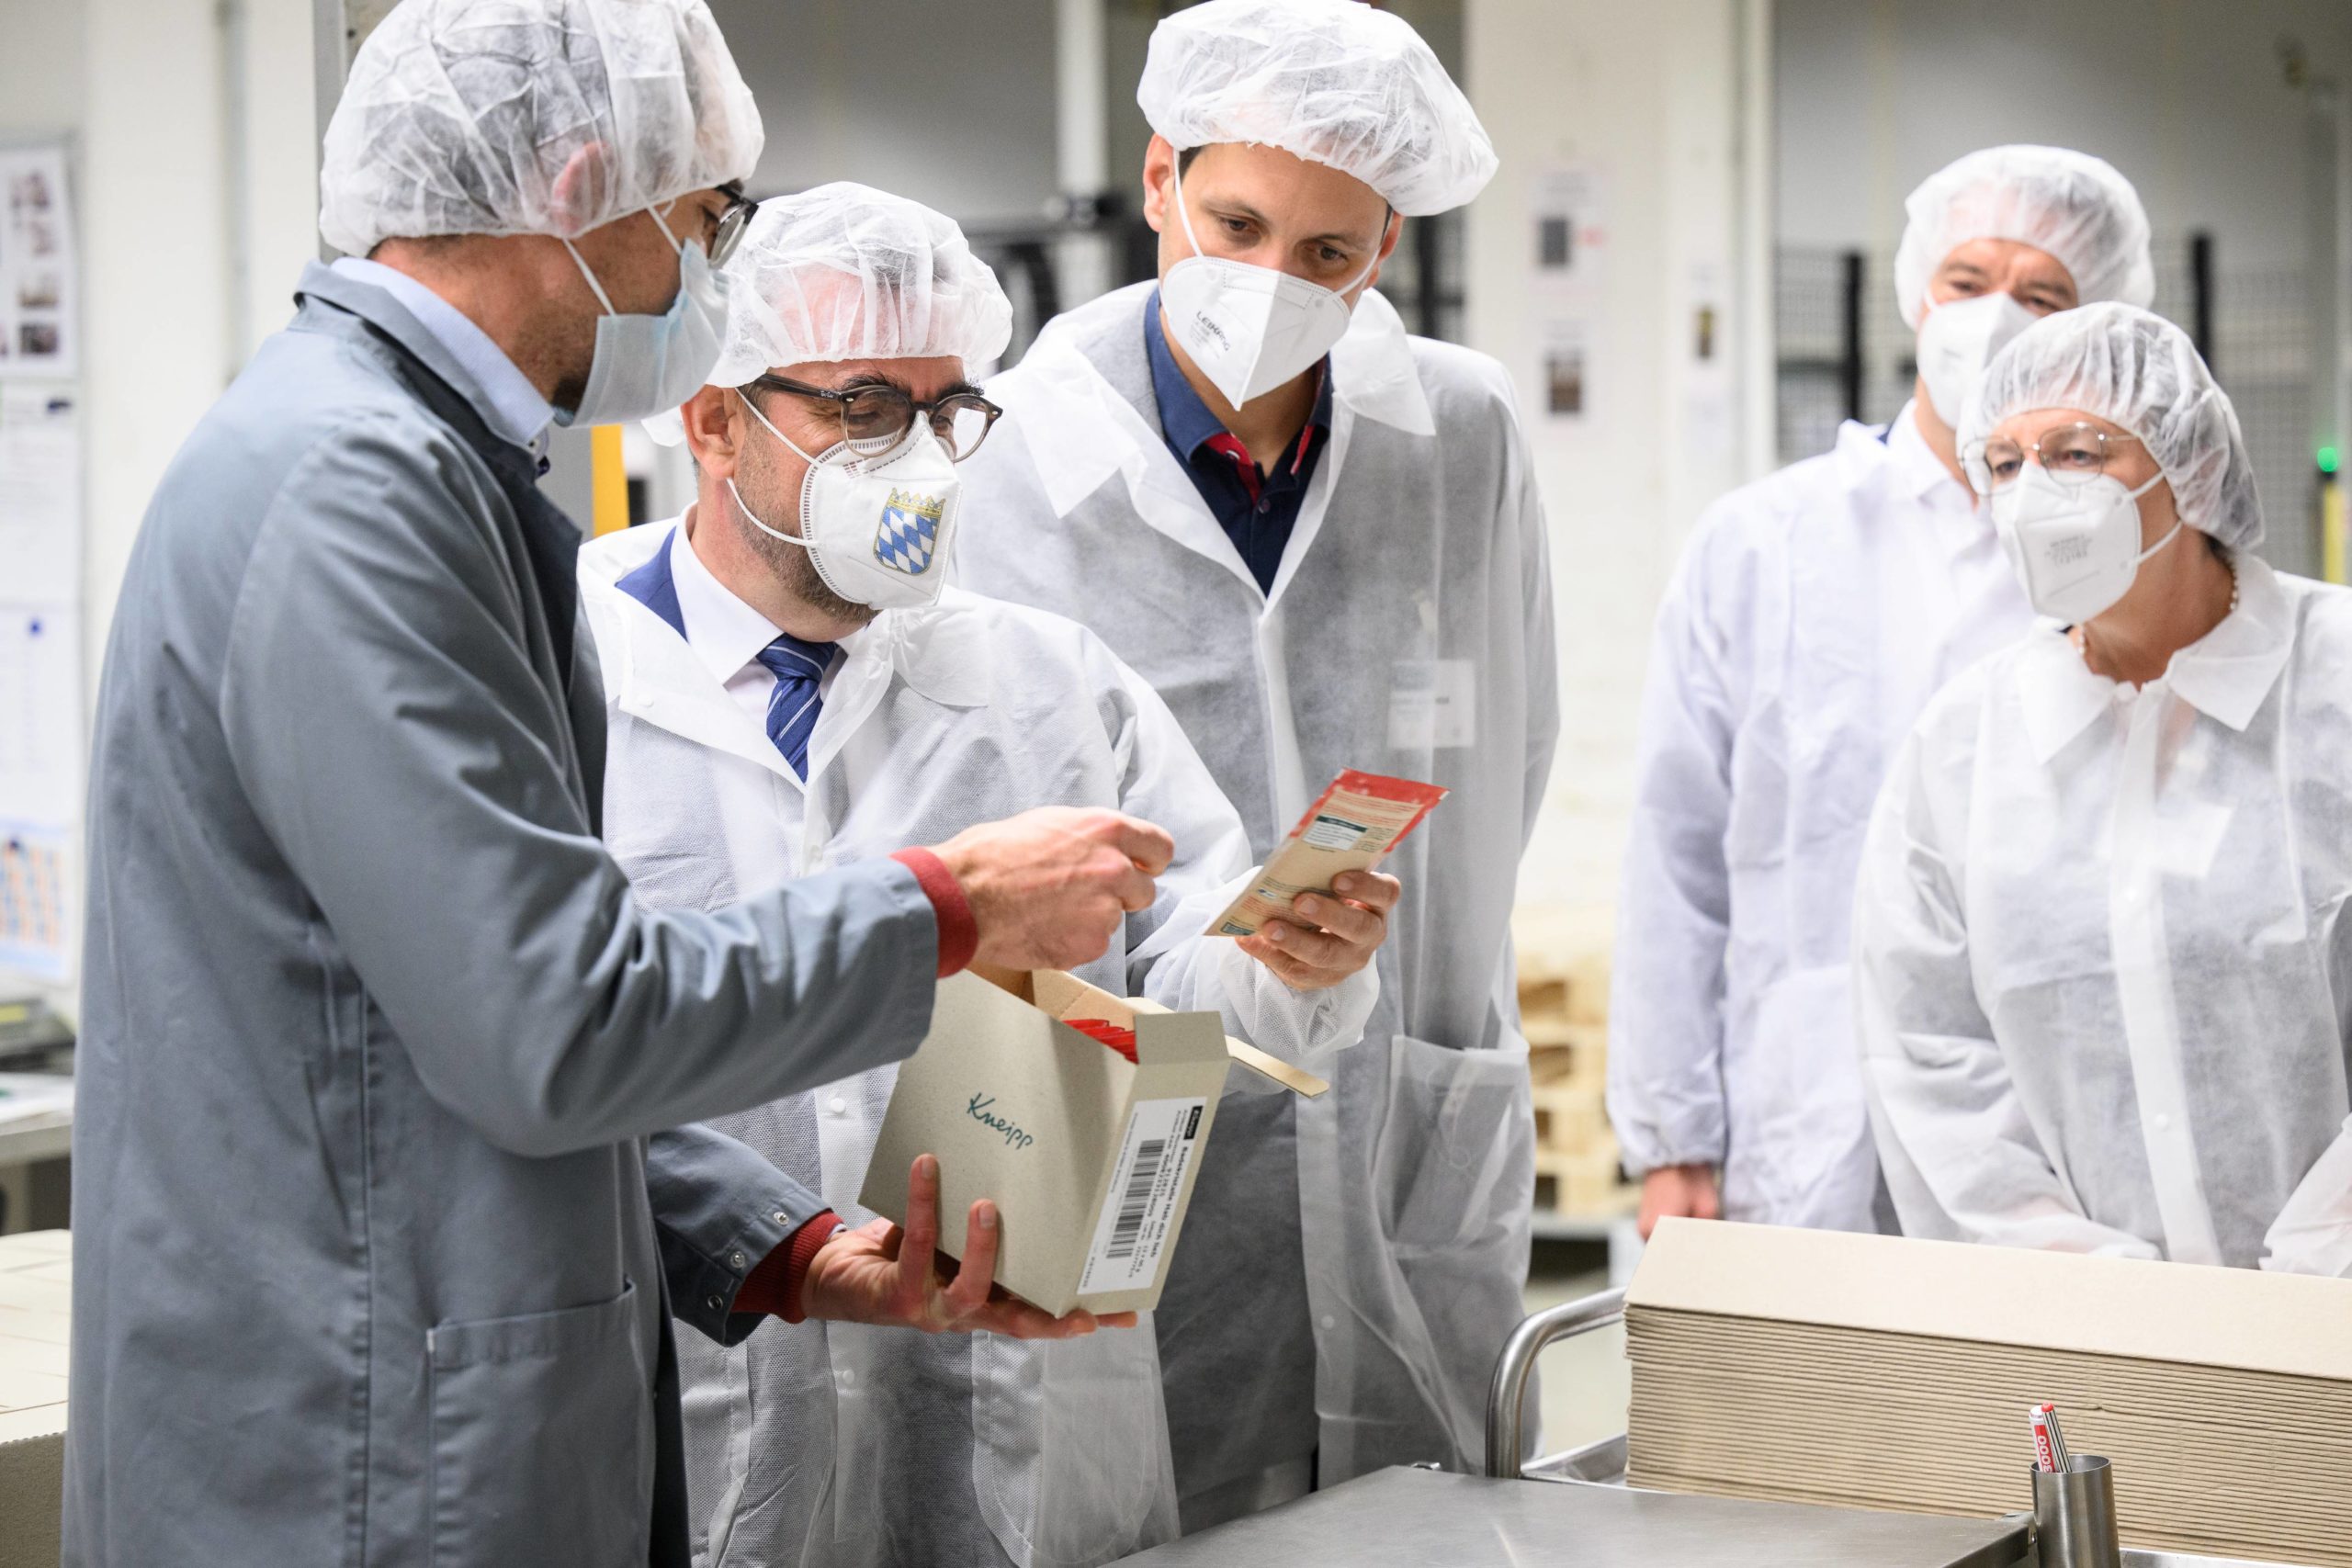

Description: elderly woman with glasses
[1853,302,2352,1276]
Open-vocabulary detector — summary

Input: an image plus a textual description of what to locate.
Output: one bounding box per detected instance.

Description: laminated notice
[1206,769,1447,938]
[1077,1096,1208,1295]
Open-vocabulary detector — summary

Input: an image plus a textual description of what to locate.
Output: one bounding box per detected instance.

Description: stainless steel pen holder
[2031,1456,2122,1568]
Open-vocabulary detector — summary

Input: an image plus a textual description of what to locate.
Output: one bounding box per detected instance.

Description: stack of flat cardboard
[1625,1220,2352,1567]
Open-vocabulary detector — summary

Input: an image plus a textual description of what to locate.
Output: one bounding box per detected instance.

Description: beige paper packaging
[860,966,1326,1316]
[1204,769,1446,938]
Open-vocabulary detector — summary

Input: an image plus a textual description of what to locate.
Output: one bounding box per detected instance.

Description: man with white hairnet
[584,181,1393,1568]
[1855,301,2352,1275]
[68,6,1181,1564]
[1609,145,2155,1242]
[956,0,1554,1521]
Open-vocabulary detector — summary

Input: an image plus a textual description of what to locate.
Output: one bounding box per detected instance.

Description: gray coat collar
[1065,281,1161,428]
[293,260,523,453]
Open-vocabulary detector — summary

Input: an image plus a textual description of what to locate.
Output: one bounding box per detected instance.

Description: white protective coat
[581,520,1374,1568]
[956,281,1556,1487]
[1608,406,2035,1227]
[1853,552,2352,1272]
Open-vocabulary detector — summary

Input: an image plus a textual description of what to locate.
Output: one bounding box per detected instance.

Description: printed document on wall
[0,386,80,604]
[0,824,71,983]
[0,147,75,383]
[0,606,79,832]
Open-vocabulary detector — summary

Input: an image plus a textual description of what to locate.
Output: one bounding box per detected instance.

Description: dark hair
[1171,143,1396,229]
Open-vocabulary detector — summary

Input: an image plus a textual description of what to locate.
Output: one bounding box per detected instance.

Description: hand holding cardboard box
[860,966,1327,1317]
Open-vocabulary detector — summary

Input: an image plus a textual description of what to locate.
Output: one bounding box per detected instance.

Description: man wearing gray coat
[65,4,1165,1565]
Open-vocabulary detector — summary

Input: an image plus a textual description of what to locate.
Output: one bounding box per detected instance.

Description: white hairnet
[708,183,1012,385]
[1962,301,2262,549]
[1136,0,1496,217]
[644,182,1012,446]
[319,0,762,257]
[1893,145,2153,329]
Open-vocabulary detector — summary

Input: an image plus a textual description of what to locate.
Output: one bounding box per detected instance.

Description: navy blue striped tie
[755,632,836,778]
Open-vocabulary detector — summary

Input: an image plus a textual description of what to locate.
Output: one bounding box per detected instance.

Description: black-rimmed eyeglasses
[743,373,1003,462]
[709,182,758,267]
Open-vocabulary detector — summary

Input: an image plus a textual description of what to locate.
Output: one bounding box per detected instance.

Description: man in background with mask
[70,5,1170,1564]
[1608,145,2154,1242]
[957,0,1554,1524]
[584,182,1396,1568]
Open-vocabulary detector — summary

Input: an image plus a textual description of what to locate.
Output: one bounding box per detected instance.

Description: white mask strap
[2136,518,2185,565]
[644,202,684,254]
[561,237,616,317]
[726,476,808,549]
[733,384,830,468]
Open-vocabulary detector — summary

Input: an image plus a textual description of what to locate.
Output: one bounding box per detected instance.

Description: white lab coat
[956,282,1557,1493]
[580,519,1374,1568]
[1608,408,2034,1229]
[1854,551,2352,1273]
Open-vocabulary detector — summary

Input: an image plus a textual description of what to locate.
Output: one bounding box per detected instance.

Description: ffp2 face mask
[728,388,962,612]
[1916,290,2039,428]
[1990,459,2176,624]
[1157,158,1379,408]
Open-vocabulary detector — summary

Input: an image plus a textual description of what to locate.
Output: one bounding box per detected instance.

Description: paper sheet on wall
[0,607,80,833]
[0,825,70,983]
[0,148,74,383]
[0,387,80,604]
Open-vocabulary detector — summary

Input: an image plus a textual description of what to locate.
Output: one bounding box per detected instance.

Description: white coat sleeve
[1852,722,2157,1258]
[1606,522,1741,1177]
[2260,1115,2352,1276]
[1098,644,1376,1090]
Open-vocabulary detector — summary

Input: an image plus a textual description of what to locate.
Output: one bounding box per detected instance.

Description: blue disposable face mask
[554,205,730,428]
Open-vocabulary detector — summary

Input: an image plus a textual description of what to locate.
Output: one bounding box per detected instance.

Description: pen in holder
[2031,1456,2123,1568]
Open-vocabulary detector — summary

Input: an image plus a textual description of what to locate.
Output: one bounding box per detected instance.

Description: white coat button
[829,1096,848,1115]
[1318,1314,1336,1331]
[2152,1112,2173,1132]
[839,1369,855,1387]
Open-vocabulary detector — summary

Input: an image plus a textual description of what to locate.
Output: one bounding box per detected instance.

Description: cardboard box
[860,966,1324,1316]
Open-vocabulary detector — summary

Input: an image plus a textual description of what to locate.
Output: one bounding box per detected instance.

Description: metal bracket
[1483,1286,1625,1480]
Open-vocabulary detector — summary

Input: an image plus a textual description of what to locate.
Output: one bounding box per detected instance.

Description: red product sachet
[1065,1016,1139,1065]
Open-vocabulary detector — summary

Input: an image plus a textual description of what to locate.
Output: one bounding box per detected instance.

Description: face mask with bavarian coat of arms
[728,389,964,611]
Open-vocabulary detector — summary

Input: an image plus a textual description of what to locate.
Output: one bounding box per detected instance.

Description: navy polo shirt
[1144,287,1333,596]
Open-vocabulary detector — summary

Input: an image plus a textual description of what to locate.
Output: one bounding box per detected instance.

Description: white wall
[1464,0,1766,912]
[78,0,318,687]
[1777,0,2352,269]
[708,0,1060,228]
[0,0,84,133]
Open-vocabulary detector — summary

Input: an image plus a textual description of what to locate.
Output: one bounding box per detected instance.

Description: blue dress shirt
[1143,287,1333,596]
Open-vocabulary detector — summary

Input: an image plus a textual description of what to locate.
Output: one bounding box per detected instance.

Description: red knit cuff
[736,1209,842,1325]
[891,847,978,978]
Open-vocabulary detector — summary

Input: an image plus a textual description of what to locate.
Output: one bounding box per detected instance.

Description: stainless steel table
[1108,1467,2031,1566]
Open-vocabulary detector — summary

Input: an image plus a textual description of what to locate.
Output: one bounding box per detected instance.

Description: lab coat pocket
[427,1279,650,1568]
[971,1330,1178,1568]
[1375,1032,1533,1260]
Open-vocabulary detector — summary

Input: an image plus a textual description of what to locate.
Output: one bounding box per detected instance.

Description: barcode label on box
[1077,1096,1207,1295]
